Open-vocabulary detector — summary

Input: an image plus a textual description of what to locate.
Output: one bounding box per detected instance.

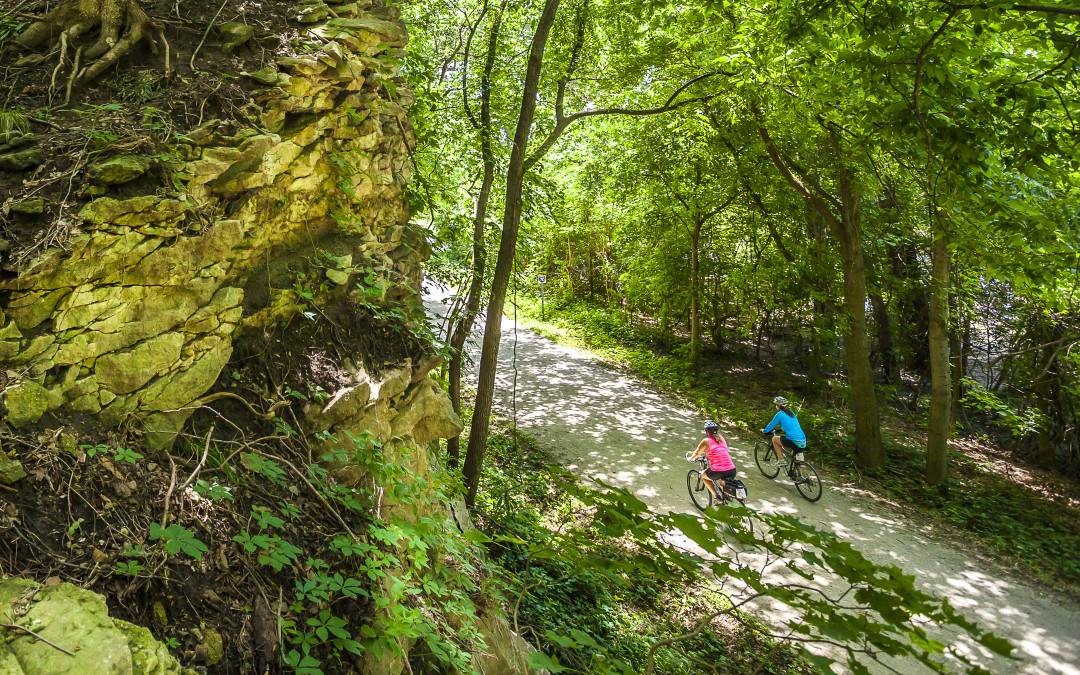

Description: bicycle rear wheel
[687,470,713,510]
[793,462,823,502]
[754,441,781,479]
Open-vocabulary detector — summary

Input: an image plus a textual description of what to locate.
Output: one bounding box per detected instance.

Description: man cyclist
[687,421,736,502]
[762,395,806,463]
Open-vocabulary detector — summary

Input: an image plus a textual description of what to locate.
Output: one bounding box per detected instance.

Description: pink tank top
[705,436,735,472]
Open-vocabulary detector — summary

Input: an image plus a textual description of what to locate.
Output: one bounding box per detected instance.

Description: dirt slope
[426,284,1080,675]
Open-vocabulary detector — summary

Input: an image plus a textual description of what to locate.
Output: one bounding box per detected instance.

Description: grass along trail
[424,283,1079,674]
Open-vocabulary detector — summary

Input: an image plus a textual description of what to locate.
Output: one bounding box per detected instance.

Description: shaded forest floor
[512,297,1080,596]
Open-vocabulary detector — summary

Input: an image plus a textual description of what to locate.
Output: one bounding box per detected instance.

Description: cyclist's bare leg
[771,434,785,461]
[703,475,719,500]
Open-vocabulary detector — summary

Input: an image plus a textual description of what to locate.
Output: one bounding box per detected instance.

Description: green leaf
[527,652,567,673]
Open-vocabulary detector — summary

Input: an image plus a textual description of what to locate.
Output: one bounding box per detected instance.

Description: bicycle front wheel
[793,462,823,502]
[755,441,781,479]
[687,470,713,510]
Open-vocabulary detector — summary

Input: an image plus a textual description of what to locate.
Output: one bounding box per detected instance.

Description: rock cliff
[0,0,458,458]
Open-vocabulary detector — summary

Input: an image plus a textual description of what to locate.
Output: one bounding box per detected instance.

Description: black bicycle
[686,455,753,534]
[754,436,823,502]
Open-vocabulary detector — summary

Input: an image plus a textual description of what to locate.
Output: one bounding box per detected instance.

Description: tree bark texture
[463,0,562,506]
[925,234,951,484]
[836,174,885,469]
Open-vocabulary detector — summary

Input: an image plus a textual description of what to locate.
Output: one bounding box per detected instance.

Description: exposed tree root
[15,0,161,85]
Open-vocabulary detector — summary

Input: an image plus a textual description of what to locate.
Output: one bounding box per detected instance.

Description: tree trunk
[690,218,702,369]
[463,0,561,507]
[949,292,964,432]
[446,3,504,469]
[925,233,951,484]
[1035,340,1058,470]
[835,186,884,470]
[757,123,883,468]
[870,292,897,384]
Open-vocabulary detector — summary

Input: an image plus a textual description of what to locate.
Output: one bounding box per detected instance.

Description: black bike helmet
[704,421,719,434]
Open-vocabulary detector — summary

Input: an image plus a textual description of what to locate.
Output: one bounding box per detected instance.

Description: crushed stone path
[424,285,1079,675]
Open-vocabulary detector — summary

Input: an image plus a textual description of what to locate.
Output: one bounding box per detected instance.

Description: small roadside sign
[537,275,547,285]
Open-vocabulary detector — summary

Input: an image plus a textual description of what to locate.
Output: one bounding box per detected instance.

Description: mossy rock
[87,155,151,185]
[3,381,51,428]
[0,451,26,484]
[0,578,197,674]
[9,199,44,216]
[219,22,254,51]
[0,148,43,171]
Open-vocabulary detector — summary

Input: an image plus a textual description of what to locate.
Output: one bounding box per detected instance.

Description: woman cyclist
[687,421,736,503]
[762,395,806,462]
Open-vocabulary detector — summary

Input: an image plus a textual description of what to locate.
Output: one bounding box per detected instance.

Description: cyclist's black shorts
[705,468,737,482]
[780,437,806,452]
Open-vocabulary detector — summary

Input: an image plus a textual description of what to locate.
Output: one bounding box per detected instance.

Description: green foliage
[0,110,29,134]
[149,523,208,560]
[114,447,143,464]
[114,560,145,577]
[961,378,1046,438]
[194,480,234,501]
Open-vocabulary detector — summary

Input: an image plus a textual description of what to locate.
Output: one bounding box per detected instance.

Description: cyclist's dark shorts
[705,468,737,482]
[780,438,806,452]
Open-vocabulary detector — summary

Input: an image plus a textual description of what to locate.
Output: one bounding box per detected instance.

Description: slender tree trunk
[463,0,562,506]
[1035,339,1058,470]
[870,292,897,384]
[446,3,505,468]
[949,292,964,432]
[690,219,701,369]
[925,233,951,484]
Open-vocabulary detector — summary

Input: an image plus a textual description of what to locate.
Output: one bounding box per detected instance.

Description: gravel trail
[425,286,1079,674]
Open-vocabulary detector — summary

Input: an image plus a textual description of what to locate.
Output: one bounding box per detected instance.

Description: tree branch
[461,0,490,131]
[555,0,590,123]
[755,120,844,235]
[523,70,734,172]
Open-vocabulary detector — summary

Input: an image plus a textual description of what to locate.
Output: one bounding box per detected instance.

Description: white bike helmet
[773,396,788,406]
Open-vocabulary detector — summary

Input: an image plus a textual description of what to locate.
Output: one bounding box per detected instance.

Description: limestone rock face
[0,2,448,451]
[474,613,552,675]
[0,578,197,674]
[8,199,43,215]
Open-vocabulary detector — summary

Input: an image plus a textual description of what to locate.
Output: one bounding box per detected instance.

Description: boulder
[87,155,151,185]
[219,22,254,52]
[0,451,26,484]
[9,199,44,216]
[0,148,43,171]
[0,578,197,674]
[3,381,52,427]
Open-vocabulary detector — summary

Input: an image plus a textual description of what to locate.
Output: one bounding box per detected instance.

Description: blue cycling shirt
[763,411,807,448]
